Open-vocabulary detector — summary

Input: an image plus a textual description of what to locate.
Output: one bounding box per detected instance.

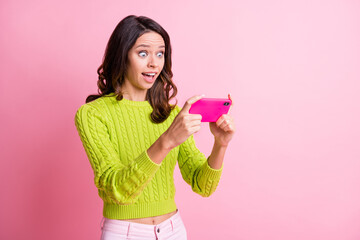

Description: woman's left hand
[209,94,236,147]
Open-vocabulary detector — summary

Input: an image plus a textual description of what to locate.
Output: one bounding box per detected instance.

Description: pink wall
[1,0,360,239]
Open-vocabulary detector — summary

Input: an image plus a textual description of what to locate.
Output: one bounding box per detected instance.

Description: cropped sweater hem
[103,199,177,220]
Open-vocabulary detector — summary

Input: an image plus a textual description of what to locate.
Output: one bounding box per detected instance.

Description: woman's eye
[139,51,147,57]
[157,52,164,57]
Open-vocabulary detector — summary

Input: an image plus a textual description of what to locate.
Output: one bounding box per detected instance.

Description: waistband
[100,209,182,237]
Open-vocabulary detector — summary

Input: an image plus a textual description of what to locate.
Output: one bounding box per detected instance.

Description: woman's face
[123,31,165,99]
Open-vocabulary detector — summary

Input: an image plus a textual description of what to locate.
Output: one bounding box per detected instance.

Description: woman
[75,15,235,240]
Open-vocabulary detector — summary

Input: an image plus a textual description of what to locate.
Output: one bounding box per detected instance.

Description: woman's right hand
[163,95,204,149]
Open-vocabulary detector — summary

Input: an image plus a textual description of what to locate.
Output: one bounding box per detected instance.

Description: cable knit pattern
[74,93,223,220]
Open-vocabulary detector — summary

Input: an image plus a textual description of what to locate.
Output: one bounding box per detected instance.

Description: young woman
[75,15,235,240]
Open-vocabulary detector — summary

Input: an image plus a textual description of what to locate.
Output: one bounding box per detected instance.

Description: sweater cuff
[201,157,223,180]
[134,150,161,176]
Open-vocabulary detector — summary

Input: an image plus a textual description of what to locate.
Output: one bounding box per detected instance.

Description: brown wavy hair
[85,15,177,123]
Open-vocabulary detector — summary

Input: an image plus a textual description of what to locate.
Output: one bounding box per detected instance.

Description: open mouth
[142,72,156,82]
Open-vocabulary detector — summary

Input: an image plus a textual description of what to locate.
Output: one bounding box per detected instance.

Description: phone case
[189,98,232,122]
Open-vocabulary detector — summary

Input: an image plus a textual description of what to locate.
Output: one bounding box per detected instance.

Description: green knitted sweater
[74,93,223,219]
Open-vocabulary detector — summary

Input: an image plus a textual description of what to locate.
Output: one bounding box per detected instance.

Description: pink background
[1,0,359,239]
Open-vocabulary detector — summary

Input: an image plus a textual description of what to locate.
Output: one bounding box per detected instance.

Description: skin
[122,31,165,101]
[121,31,236,225]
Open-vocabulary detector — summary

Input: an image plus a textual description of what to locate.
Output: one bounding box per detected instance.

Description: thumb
[181,94,205,113]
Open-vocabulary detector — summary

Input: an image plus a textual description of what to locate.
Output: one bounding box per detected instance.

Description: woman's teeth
[142,73,156,82]
[143,73,155,76]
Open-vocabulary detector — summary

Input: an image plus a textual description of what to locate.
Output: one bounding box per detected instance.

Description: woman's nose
[148,56,158,68]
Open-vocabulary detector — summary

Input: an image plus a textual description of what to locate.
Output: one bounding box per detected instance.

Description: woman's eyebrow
[135,44,165,49]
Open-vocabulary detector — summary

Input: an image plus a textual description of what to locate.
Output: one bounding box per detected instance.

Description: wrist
[159,132,175,150]
[214,138,229,148]
[147,133,173,165]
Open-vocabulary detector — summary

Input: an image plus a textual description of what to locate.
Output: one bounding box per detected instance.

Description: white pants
[100,210,187,240]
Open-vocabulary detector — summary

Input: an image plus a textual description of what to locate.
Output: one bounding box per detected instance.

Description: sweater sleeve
[74,104,160,205]
[177,134,223,197]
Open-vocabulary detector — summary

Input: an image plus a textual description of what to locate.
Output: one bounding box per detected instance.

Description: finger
[187,114,202,121]
[188,119,202,127]
[218,118,230,129]
[182,94,205,113]
[216,115,226,127]
[218,115,233,128]
[222,124,235,132]
[219,118,235,131]
[181,114,202,125]
[189,125,201,134]
[183,113,202,121]
[228,93,233,114]
[222,114,234,123]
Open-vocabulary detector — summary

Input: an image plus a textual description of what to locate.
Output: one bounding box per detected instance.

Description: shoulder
[173,104,182,113]
[156,104,181,123]
[75,94,115,121]
[169,104,182,118]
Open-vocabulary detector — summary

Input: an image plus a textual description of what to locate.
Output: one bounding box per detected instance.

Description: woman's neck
[121,91,147,101]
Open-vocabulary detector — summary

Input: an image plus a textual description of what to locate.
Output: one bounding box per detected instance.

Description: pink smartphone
[189,98,232,122]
